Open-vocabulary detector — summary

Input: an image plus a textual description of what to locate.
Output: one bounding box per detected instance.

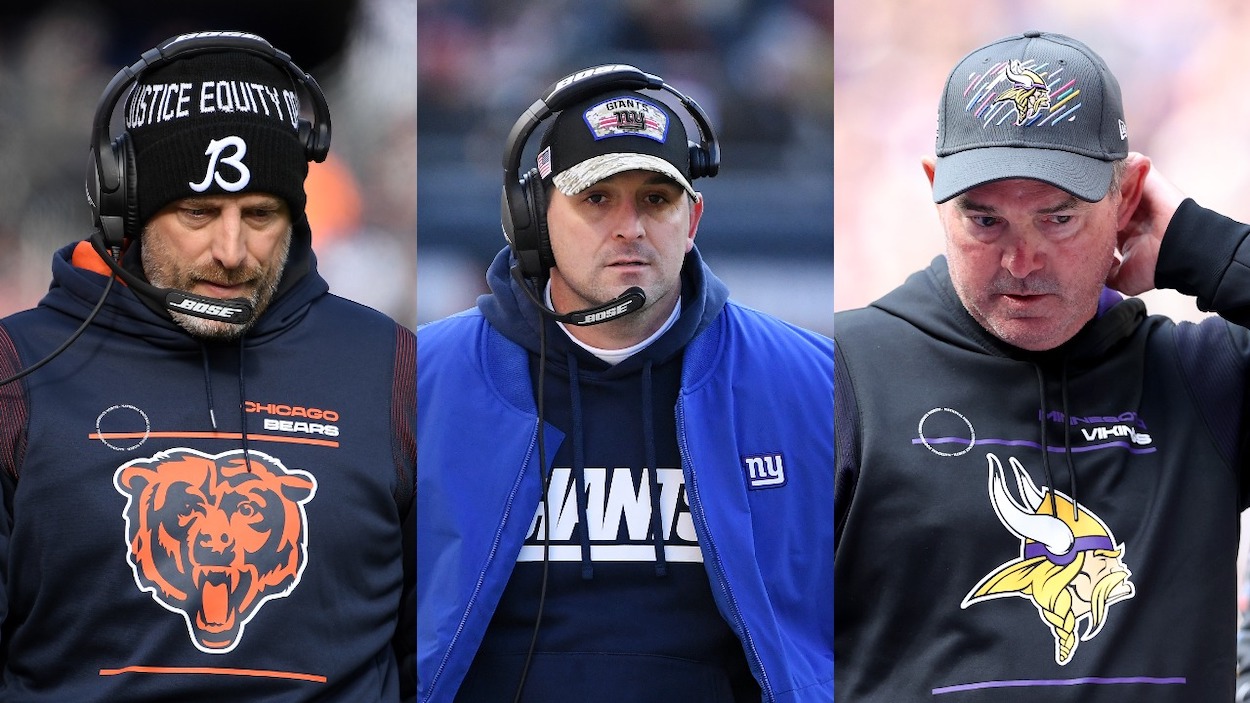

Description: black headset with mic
[500,63,720,327]
[85,30,332,324]
[3,32,329,389]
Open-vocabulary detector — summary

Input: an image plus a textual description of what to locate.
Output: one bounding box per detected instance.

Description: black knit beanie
[125,50,309,227]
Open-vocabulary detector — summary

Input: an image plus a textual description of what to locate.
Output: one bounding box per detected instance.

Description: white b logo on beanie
[189,135,251,193]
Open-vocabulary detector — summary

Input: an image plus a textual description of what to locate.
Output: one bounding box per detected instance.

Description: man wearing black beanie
[0,31,415,702]
[122,44,314,341]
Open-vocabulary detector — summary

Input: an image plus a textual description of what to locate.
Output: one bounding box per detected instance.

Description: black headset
[86,30,332,250]
[500,64,720,281]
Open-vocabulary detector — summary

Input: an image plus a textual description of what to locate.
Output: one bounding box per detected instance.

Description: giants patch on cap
[539,90,696,198]
[581,96,670,142]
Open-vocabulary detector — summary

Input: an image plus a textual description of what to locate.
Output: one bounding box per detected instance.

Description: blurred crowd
[417,0,834,333]
[419,0,832,172]
[0,0,416,327]
[0,2,831,334]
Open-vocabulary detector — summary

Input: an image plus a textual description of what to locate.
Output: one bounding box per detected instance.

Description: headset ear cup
[120,133,141,241]
[94,133,134,250]
[298,118,331,163]
[512,168,554,279]
[86,148,103,235]
[688,144,709,180]
[530,175,553,272]
[298,119,314,158]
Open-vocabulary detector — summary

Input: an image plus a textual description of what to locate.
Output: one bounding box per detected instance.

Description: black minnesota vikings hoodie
[835,200,1250,701]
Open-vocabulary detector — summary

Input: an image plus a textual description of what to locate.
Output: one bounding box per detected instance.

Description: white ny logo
[188,136,251,192]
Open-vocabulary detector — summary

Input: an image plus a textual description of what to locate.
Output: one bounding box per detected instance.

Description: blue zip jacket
[417,249,833,702]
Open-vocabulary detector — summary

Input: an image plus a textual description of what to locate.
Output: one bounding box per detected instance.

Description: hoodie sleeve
[1156,200,1250,509]
[1156,198,1250,324]
[391,323,416,702]
[834,341,860,551]
[0,326,26,665]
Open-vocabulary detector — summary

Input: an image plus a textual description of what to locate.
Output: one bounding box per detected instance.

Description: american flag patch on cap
[536,146,553,179]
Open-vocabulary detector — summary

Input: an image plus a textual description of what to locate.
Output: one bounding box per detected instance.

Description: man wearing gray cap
[835,30,1250,700]
[417,65,833,701]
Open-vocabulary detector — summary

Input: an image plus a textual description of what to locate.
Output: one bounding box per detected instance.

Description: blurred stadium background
[0,2,831,336]
[418,0,833,335]
[0,0,415,328]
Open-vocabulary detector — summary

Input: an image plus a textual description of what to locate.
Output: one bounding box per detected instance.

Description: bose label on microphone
[571,300,635,325]
[509,266,646,327]
[165,292,252,322]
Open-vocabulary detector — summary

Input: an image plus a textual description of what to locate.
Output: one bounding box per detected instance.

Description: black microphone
[510,265,645,326]
[88,229,255,324]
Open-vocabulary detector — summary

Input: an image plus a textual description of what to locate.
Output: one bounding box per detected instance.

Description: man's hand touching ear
[1105,152,1185,296]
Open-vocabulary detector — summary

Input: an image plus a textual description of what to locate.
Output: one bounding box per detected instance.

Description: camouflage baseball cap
[535,90,696,198]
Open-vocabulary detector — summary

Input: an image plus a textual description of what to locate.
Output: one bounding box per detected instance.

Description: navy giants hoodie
[0,220,415,702]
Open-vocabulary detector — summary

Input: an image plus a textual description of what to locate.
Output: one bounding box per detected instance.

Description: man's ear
[1115,154,1150,231]
[922,156,937,188]
[686,192,704,252]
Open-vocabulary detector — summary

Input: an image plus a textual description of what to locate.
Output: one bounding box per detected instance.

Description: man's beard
[141,229,292,341]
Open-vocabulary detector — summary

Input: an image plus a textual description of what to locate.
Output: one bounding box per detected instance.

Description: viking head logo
[962,453,1134,665]
[992,60,1052,126]
[114,448,317,654]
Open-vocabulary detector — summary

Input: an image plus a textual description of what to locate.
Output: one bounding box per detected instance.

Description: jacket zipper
[677,396,774,701]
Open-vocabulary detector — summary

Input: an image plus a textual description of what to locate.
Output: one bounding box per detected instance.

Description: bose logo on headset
[167,31,268,46]
[578,302,633,324]
[169,297,245,319]
[552,64,638,92]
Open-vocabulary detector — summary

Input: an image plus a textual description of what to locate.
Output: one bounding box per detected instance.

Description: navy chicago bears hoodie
[0,219,415,702]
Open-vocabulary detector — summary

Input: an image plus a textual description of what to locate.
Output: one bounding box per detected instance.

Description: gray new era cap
[932,30,1127,203]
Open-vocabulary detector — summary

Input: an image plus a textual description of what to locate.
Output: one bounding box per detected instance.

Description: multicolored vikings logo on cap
[961,453,1135,666]
[964,58,1081,128]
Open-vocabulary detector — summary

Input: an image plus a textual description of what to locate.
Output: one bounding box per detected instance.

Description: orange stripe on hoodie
[70,240,121,280]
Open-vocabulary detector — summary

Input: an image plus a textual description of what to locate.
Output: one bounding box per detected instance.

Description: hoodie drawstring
[198,339,252,472]
[238,337,252,472]
[1060,360,1077,520]
[1033,362,1080,520]
[1033,364,1059,519]
[562,355,668,580]
[200,344,218,430]
[566,353,594,580]
[642,360,668,577]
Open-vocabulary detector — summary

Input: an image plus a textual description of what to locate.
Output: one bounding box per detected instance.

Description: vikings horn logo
[961,453,1134,665]
[114,448,317,654]
[992,60,1052,126]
